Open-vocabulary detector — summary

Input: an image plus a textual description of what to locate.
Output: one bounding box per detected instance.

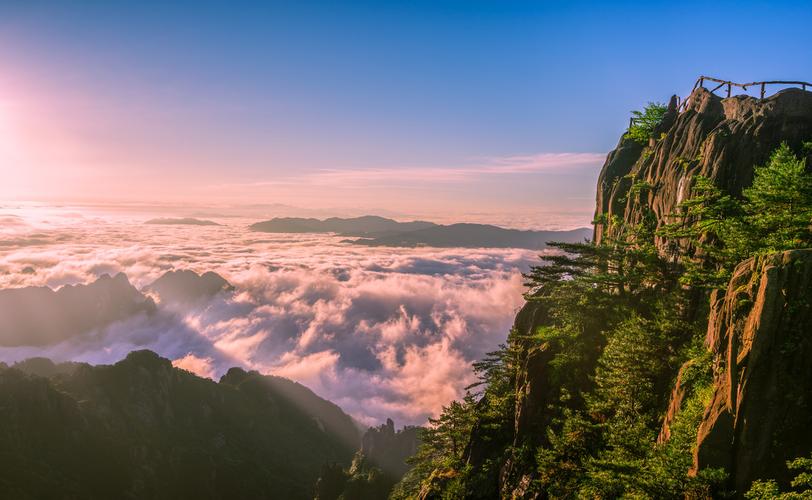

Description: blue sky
[1,0,810,222]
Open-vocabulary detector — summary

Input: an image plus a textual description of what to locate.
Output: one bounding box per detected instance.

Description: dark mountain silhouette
[0,273,155,347]
[10,357,84,378]
[145,217,221,226]
[144,269,234,304]
[349,223,592,249]
[250,215,436,237]
[219,366,362,450]
[0,351,360,499]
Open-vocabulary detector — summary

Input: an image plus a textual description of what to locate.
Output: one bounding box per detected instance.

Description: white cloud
[0,207,541,425]
[172,353,217,379]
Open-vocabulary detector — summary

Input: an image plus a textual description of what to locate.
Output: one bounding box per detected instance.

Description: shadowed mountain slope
[0,351,361,500]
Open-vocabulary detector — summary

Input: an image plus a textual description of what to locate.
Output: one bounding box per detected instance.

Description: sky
[1,0,811,221]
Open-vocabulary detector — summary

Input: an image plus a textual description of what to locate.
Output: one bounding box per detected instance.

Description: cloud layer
[0,207,539,425]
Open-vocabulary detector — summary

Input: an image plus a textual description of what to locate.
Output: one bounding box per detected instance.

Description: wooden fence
[677,76,812,111]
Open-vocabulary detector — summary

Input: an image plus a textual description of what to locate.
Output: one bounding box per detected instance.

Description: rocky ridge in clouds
[0,273,155,346]
[0,270,234,347]
[316,419,421,499]
[144,269,234,304]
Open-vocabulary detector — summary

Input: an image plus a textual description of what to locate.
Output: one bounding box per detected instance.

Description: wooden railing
[678,76,812,111]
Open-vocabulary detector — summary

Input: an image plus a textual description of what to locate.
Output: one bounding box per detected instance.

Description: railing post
[691,78,812,100]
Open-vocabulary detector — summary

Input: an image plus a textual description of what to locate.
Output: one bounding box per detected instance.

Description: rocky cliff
[491,83,812,498]
[594,87,812,256]
[693,250,812,493]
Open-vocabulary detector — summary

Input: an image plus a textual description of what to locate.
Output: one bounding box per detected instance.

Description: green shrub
[745,453,812,499]
[625,102,668,145]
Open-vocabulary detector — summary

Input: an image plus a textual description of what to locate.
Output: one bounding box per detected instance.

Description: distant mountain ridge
[250,215,436,238]
[145,218,221,226]
[250,216,591,249]
[350,223,592,249]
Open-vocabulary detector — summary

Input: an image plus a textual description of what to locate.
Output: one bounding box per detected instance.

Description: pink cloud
[172,353,217,379]
[298,152,606,185]
[0,206,536,425]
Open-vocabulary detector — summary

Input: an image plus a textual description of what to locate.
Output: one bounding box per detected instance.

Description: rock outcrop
[693,250,812,493]
[511,302,555,447]
[594,87,812,257]
[504,84,812,497]
[657,359,694,444]
[360,418,420,478]
[314,419,421,500]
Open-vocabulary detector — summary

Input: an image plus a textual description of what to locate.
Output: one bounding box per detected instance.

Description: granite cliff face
[594,87,812,256]
[496,84,812,497]
[693,250,812,493]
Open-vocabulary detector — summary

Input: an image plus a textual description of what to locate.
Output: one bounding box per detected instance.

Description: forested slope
[0,351,360,500]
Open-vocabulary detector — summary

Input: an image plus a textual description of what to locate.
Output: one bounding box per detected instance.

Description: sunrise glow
[1,2,811,498]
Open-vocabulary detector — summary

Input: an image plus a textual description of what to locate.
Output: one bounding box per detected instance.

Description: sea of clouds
[0,206,553,426]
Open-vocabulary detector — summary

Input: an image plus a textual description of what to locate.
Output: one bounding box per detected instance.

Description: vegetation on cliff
[660,143,812,287]
[393,87,812,499]
[624,102,668,145]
